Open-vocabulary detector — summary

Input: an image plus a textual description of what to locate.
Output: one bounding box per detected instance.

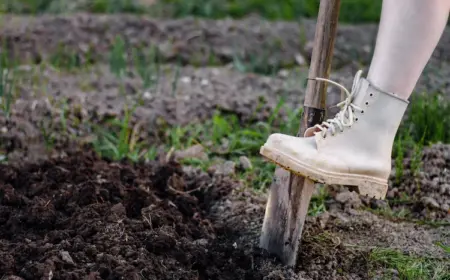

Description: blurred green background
[1,0,383,23]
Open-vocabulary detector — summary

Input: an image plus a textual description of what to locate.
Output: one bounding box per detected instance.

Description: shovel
[260,0,342,267]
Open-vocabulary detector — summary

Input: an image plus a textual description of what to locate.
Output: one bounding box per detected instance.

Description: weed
[156,0,382,23]
[436,241,450,254]
[0,50,16,119]
[59,98,69,135]
[232,49,280,75]
[133,45,160,89]
[399,92,450,145]
[393,137,404,185]
[92,104,143,161]
[50,43,82,71]
[369,248,450,280]
[109,36,127,78]
[40,122,56,151]
[308,185,328,216]
[170,61,181,97]
[1,0,56,14]
[86,0,146,14]
[367,205,412,221]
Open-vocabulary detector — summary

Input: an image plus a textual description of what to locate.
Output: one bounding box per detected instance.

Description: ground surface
[0,12,449,280]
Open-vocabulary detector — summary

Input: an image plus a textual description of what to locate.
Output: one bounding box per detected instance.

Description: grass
[157,0,382,23]
[391,91,450,186]
[369,248,450,280]
[93,99,301,186]
[1,0,383,23]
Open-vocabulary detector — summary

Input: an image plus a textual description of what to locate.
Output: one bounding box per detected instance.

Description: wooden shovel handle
[300,0,341,136]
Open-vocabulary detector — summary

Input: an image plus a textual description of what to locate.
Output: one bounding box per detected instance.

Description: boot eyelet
[365,102,369,105]
[355,118,358,121]
[369,93,373,97]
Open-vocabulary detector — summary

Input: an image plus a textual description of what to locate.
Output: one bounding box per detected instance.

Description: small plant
[155,0,382,23]
[109,36,127,78]
[133,45,160,89]
[232,48,279,75]
[0,51,16,119]
[400,92,450,145]
[50,43,81,70]
[92,104,144,161]
[86,0,146,14]
[410,131,425,176]
[40,122,56,151]
[436,241,450,254]
[170,61,181,97]
[308,185,329,216]
[59,98,69,135]
[393,137,404,185]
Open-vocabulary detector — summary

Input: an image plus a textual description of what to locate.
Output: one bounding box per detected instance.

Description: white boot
[260,70,409,199]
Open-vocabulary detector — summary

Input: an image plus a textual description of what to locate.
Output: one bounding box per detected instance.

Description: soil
[0,150,370,280]
[0,13,449,280]
[1,150,445,280]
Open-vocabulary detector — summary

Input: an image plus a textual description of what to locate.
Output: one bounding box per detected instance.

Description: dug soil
[0,149,448,280]
[0,150,276,280]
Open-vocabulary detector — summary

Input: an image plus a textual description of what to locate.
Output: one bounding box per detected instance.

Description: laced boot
[260,70,409,199]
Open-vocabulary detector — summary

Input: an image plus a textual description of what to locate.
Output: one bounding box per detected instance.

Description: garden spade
[259,0,341,267]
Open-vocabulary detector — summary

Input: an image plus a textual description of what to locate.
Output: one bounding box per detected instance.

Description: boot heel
[357,181,388,200]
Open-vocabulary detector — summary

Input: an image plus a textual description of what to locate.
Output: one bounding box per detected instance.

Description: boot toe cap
[264,133,317,157]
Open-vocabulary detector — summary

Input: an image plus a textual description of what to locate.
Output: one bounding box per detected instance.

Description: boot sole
[260,145,388,200]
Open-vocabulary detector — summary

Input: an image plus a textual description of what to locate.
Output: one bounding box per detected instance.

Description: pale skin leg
[367,0,450,100]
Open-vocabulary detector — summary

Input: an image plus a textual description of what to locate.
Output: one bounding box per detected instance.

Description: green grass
[158,0,382,23]
[1,0,383,23]
[392,92,450,185]
[0,0,147,14]
[369,248,450,280]
[93,98,301,184]
[0,48,16,119]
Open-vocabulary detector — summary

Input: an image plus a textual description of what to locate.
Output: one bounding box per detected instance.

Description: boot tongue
[303,77,370,138]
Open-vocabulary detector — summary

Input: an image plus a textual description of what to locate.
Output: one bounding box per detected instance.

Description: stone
[440,184,450,194]
[60,251,75,265]
[317,211,330,229]
[335,190,362,209]
[213,161,236,176]
[174,144,208,161]
[110,203,126,215]
[421,196,440,209]
[370,198,389,210]
[295,53,306,65]
[238,156,252,170]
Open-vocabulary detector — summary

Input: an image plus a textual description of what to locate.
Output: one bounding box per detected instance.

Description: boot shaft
[317,77,409,161]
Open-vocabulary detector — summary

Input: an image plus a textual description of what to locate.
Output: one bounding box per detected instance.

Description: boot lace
[310,70,364,138]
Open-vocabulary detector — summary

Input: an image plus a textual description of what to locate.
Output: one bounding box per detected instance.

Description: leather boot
[260,70,409,199]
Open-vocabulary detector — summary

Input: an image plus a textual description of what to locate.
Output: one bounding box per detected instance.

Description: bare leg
[367,0,450,100]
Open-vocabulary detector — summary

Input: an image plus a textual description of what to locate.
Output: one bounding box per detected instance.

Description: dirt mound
[388,143,450,220]
[0,13,372,69]
[0,150,280,280]
[0,150,379,280]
